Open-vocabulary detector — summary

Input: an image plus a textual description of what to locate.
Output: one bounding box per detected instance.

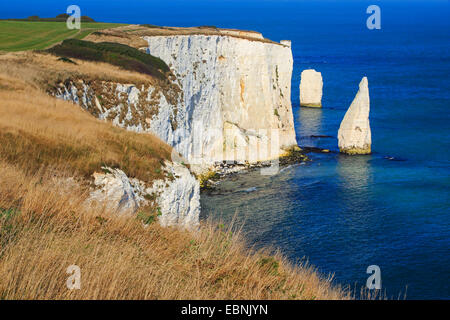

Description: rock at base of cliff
[339,145,371,155]
[337,77,371,155]
[300,69,323,108]
[89,168,141,215]
[300,102,322,108]
[88,164,200,230]
[148,161,200,230]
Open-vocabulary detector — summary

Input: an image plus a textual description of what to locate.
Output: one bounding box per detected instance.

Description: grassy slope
[0,75,171,183]
[0,160,349,299]
[0,21,126,51]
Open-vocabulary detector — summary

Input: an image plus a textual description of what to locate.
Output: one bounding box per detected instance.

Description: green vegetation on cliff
[47,39,169,79]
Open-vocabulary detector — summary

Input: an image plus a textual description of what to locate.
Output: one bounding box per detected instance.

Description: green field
[0,21,126,52]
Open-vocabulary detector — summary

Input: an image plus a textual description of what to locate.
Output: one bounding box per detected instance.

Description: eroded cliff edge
[53,25,298,173]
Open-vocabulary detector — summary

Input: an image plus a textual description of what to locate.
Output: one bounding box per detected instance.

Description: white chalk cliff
[53,35,297,173]
[148,161,200,229]
[144,35,297,171]
[300,69,323,107]
[89,163,200,229]
[337,77,371,155]
[90,168,143,215]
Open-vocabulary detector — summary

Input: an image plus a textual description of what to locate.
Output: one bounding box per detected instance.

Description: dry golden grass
[84,24,282,48]
[0,75,171,182]
[0,51,160,89]
[0,161,350,299]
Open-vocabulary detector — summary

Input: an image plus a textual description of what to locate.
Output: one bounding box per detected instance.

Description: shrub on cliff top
[8,14,96,22]
[47,39,169,80]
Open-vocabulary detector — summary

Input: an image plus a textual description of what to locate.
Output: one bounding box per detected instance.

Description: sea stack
[337,77,371,155]
[300,69,323,107]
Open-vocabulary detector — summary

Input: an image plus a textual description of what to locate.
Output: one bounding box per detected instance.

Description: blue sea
[4,0,449,299]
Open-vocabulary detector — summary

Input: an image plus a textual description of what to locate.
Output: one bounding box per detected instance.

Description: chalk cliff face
[338,77,371,155]
[144,35,298,171]
[90,168,143,215]
[148,161,200,229]
[89,164,200,229]
[52,34,297,173]
[300,69,323,108]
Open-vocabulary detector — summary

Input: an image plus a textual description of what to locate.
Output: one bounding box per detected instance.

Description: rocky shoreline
[199,145,334,191]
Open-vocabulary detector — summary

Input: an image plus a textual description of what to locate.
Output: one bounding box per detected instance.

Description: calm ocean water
[4,0,449,299]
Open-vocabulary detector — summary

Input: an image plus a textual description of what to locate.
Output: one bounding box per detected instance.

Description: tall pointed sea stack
[300,69,323,107]
[338,77,371,155]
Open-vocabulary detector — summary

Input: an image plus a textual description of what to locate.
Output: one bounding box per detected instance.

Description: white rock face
[53,35,297,173]
[337,77,371,155]
[144,35,298,172]
[89,164,200,229]
[300,69,323,107]
[90,168,143,215]
[148,161,200,229]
